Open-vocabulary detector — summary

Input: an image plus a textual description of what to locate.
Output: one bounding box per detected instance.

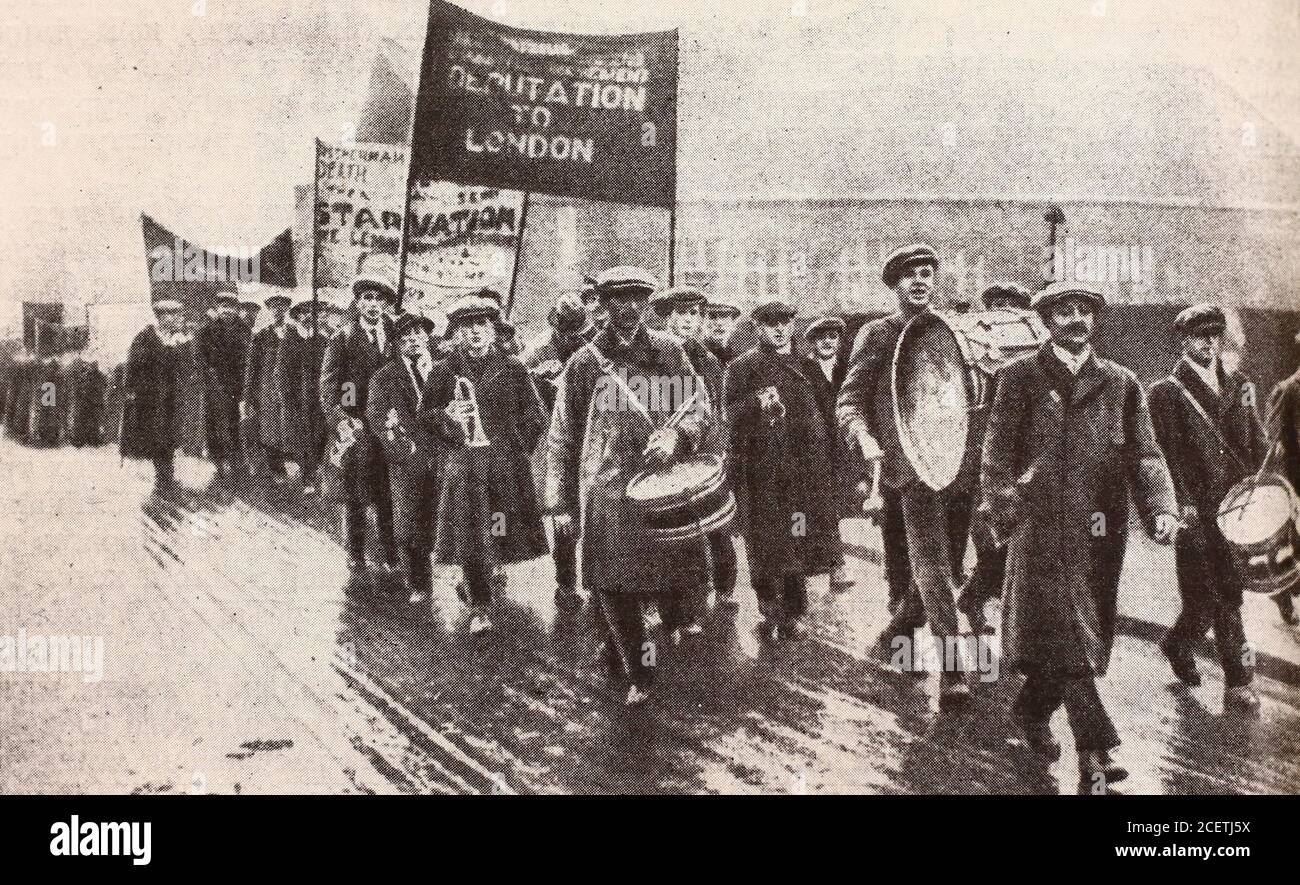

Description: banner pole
[668,204,677,287]
[506,191,531,320]
[310,138,321,341]
[667,27,681,287]
[397,1,439,314]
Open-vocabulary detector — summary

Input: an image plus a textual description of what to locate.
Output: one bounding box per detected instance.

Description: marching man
[544,267,711,705]
[120,298,188,494]
[423,294,549,633]
[1149,304,1266,711]
[800,315,854,591]
[725,299,839,638]
[981,281,1178,792]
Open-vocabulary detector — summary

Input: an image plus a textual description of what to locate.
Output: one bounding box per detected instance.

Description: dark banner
[410,0,678,209]
[141,214,297,318]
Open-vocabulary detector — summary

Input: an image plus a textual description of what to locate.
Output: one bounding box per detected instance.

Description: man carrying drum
[544,267,713,706]
[1149,304,1267,711]
[725,298,839,639]
[838,243,974,704]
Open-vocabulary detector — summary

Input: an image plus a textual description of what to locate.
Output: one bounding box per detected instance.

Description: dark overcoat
[120,326,180,460]
[1149,358,1267,607]
[195,316,248,458]
[275,326,326,462]
[422,347,548,567]
[1270,369,1300,494]
[801,351,853,513]
[724,344,839,580]
[981,345,1177,677]
[244,325,288,451]
[319,316,395,504]
[367,356,440,550]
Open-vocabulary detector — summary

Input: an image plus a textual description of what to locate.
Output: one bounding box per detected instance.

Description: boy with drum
[724,298,839,640]
[1149,303,1268,711]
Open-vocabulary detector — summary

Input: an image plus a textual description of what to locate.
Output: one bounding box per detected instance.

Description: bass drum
[893,309,1047,491]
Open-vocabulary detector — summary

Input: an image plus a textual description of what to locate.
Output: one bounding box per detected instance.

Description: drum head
[626,455,723,505]
[893,314,970,491]
[1218,478,1294,545]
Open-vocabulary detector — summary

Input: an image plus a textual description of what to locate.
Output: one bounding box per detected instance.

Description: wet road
[2,439,1298,794]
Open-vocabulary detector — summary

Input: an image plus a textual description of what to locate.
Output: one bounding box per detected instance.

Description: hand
[645,428,679,463]
[444,399,474,423]
[856,430,883,462]
[1153,512,1179,545]
[553,513,575,538]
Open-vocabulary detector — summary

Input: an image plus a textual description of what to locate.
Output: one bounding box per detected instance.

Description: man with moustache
[545,267,712,705]
[1149,304,1266,710]
[195,292,249,481]
[652,285,729,626]
[837,244,973,704]
[801,315,853,591]
[320,270,400,579]
[726,298,839,639]
[243,290,293,482]
[367,312,441,605]
[982,281,1178,790]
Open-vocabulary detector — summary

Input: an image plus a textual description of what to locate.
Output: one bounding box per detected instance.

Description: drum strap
[1169,376,1250,470]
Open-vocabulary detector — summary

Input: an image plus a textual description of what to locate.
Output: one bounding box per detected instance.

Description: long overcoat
[422,347,548,567]
[275,326,326,463]
[120,326,180,460]
[724,344,839,580]
[195,315,248,458]
[981,345,1177,677]
[367,355,440,550]
[244,325,288,451]
[319,317,395,504]
[544,325,711,594]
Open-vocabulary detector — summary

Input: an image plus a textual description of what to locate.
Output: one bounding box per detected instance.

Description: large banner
[313,140,524,324]
[410,1,679,210]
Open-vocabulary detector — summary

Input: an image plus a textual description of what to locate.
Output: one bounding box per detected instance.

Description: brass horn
[454,375,491,448]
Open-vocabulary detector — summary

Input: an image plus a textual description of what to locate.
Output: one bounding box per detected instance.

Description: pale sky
[1,0,1297,320]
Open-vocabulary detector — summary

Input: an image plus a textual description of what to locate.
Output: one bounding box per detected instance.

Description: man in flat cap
[196,291,250,481]
[655,285,732,621]
[237,294,261,332]
[544,266,712,704]
[725,299,839,638]
[423,295,549,632]
[523,291,597,609]
[838,243,974,703]
[1149,303,1267,710]
[320,269,400,579]
[981,282,1032,312]
[275,291,328,493]
[1269,332,1300,625]
[121,298,189,494]
[703,295,743,369]
[365,312,441,605]
[982,281,1178,790]
[243,289,294,483]
[801,315,853,591]
[579,276,608,334]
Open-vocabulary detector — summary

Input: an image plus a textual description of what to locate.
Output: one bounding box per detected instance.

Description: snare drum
[1216,472,1300,596]
[625,454,736,542]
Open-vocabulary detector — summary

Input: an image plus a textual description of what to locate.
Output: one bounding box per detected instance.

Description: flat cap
[394,311,435,340]
[287,290,316,315]
[595,266,658,299]
[216,292,241,305]
[751,298,797,324]
[445,294,500,329]
[651,285,707,316]
[152,298,184,312]
[704,295,742,318]
[1173,303,1227,338]
[548,292,592,334]
[882,243,940,288]
[1030,281,1107,314]
[804,316,846,339]
[262,288,293,306]
[980,282,1031,310]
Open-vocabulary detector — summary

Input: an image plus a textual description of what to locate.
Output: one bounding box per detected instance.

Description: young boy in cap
[703,295,743,368]
[121,299,188,493]
[725,299,839,639]
[367,312,441,604]
[801,315,853,591]
[1149,303,1267,710]
[837,244,974,701]
[653,285,730,625]
[320,269,400,578]
[423,294,548,632]
[195,292,249,480]
[982,281,1178,790]
[544,266,712,704]
[243,289,293,482]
